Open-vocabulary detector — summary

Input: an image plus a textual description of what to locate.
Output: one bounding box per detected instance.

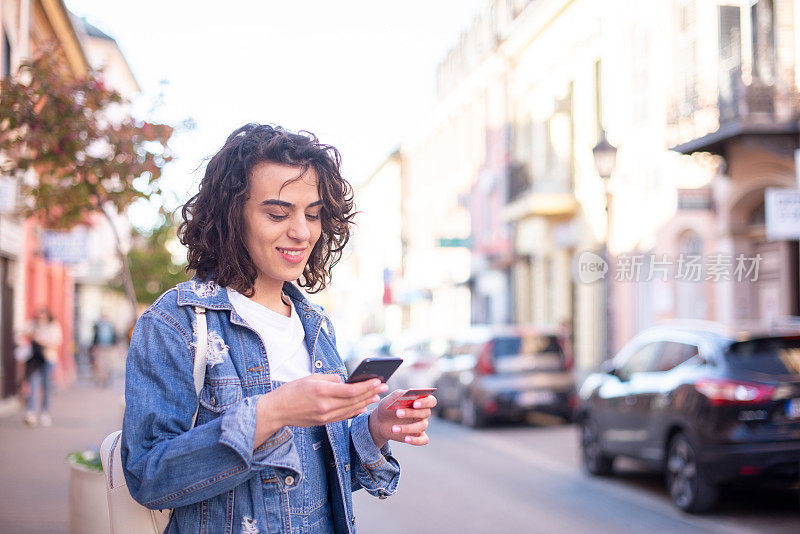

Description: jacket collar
[176,277,333,366]
[176,278,230,309]
[176,278,321,311]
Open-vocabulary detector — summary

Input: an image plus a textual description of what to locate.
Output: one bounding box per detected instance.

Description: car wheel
[460,396,486,428]
[665,433,718,513]
[580,417,614,476]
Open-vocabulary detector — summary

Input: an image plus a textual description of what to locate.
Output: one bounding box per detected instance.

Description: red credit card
[386,388,437,410]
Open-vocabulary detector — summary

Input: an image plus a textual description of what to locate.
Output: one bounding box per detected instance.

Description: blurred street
[0,378,122,534]
[354,416,800,534]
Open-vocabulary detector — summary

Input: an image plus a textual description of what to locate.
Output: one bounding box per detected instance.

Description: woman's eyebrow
[260,199,323,208]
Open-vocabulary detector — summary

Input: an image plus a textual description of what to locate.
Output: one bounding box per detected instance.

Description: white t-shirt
[227,288,312,382]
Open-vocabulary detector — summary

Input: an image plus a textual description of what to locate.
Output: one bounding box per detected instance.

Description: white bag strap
[100,304,212,534]
[190,306,208,427]
[103,305,209,485]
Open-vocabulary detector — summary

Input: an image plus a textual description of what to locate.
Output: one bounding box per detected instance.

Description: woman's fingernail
[372,380,382,387]
[413,401,421,409]
[372,395,380,403]
[396,410,405,417]
[380,384,389,392]
[392,425,401,433]
[404,436,412,443]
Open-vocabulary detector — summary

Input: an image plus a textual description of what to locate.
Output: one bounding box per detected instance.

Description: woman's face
[242,162,323,296]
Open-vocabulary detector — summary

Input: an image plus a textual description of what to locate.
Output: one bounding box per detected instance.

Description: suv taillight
[695,378,775,406]
[475,341,495,375]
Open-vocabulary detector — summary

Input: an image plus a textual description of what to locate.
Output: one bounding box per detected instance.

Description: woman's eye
[267,213,287,221]
[305,213,320,221]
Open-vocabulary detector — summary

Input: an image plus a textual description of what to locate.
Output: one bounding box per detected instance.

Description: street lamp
[592,130,617,361]
[592,131,617,180]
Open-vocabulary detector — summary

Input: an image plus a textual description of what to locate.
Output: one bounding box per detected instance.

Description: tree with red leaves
[0,48,175,319]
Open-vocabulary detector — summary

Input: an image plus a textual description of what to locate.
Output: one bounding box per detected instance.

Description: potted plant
[67,448,110,534]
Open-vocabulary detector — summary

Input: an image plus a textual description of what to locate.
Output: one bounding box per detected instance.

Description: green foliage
[0,48,173,229]
[127,215,190,305]
[67,449,103,473]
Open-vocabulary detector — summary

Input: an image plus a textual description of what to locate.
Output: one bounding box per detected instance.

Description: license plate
[517,390,556,407]
[786,398,800,419]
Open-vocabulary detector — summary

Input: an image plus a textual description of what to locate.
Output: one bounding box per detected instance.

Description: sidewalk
[0,377,123,533]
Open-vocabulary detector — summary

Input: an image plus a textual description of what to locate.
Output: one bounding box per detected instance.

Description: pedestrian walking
[91,313,117,387]
[122,123,436,533]
[557,318,574,370]
[22,308,62,427]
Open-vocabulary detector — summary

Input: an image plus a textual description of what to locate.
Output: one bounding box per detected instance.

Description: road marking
[444,422,761,534]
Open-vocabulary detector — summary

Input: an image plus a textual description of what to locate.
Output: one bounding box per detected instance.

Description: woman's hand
[368,390,437,449]
[254,374,387,447]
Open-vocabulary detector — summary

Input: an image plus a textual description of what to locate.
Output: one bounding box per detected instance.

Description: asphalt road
[353,414,800,534]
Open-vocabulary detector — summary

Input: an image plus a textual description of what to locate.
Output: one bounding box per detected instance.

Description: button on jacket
[122,279,400,533]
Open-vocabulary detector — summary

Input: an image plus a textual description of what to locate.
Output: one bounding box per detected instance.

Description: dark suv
[577,323,800,513]
[435,326,574,427]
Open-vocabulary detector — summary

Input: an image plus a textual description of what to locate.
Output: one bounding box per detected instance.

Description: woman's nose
[287,214,311,241]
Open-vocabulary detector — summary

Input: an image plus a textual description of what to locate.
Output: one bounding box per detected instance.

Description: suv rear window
[724,337,800,375]
[492,335,561,358]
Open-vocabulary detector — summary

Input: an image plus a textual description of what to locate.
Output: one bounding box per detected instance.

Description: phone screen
[346,357,403,384]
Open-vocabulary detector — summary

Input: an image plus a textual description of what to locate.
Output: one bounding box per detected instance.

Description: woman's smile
[277,246,308,264]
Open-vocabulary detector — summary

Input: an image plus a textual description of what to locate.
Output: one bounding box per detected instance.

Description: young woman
[122,124,435,534]
[23,308,61,427]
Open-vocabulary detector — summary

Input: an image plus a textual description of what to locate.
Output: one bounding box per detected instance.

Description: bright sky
[65,0,484,229]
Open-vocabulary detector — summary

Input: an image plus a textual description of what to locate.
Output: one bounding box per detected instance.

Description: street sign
[765,188,800,241]
[677,188,714,211]
[437,237,471,248]
[41,228,88,264]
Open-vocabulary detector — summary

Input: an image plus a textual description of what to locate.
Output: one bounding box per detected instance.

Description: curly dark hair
[178,123,355,294]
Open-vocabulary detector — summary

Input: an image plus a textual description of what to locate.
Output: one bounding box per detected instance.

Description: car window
[650,341,698,372]
[724,337,800,375]
[492,334,561,358]
[616,342,662,381]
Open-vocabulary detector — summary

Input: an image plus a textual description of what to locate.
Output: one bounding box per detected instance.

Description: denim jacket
[122,279,401,533]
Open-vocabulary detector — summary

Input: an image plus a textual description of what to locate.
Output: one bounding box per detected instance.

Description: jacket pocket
[199,378,243,414]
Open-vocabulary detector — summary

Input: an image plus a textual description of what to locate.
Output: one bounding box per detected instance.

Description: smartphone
[386,388,437,410]
[345,357,403,384]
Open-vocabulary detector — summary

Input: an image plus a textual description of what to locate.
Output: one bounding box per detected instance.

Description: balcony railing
[668,68,800,154]
[718,67,781,123]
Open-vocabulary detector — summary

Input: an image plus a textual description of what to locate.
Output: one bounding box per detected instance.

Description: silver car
[434,326,575,427]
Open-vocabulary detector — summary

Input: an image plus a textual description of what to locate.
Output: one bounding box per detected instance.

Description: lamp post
[592,130,617,361]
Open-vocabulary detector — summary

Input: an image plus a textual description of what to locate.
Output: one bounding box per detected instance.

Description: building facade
[331,0,800,372]
[0,0,89,396]
[0,1,141,397]
[322,151,405,345]
[667,0,800,330]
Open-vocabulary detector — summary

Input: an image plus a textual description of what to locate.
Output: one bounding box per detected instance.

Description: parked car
[434,326,574,427]
[387,333,447,390]
[576,322,800,513]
